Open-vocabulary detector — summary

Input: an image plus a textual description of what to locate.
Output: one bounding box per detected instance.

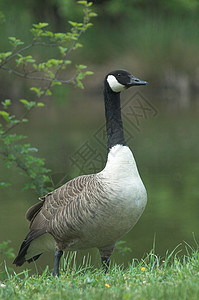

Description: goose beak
[127,75,148,87]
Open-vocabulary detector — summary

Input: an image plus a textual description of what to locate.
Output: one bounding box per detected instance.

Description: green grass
[1,246,199,300]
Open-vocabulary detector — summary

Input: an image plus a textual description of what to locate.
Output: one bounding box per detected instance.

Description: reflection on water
[0,88,199,273]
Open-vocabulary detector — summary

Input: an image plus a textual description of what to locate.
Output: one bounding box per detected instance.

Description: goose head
[106,69,148,93]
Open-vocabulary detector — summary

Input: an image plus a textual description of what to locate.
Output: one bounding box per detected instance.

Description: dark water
[1,87,199,273]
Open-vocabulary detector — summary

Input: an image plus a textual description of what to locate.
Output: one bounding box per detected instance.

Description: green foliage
[0,1,96,196]
[0,131,51,195]
[8,37,24,48]
[0,2,95,90]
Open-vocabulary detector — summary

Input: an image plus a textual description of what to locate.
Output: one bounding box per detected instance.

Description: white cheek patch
[107,75,126,93]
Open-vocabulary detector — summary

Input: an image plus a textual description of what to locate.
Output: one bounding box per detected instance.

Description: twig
[0,65,76,84]
[1,106,34,137]
[0,42,59,67]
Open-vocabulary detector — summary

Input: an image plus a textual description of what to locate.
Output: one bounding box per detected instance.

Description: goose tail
[13,229,46,266]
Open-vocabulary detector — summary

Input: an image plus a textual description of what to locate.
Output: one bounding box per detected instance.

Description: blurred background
[0,0,199,273]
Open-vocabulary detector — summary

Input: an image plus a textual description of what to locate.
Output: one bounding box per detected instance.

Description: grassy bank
[1,246,199,300]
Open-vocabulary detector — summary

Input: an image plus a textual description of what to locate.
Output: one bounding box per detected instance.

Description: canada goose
[13,69,148,276]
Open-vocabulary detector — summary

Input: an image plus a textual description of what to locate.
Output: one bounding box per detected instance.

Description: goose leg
[53,249,63,276]
[101,256,110,274]
[99,245,115,274]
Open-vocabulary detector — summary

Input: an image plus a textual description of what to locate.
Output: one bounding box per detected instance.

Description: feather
[13,229,46,266]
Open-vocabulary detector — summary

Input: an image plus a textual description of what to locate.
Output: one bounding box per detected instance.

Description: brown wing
[28,174,98,234]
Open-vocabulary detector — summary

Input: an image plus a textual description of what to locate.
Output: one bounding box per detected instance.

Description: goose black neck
[104,85,126,151]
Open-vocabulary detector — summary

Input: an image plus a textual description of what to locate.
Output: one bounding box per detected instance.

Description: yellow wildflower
[141,267,146,271]
[105,283,110,288]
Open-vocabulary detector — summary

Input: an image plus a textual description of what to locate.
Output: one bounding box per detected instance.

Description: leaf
[4,99,11,106]
[0,111,10,122]
[37,102,45,107]
[45,89,52,96]
[85,71,94,75]
[30,87,44,97]
[0,51,12,60]
[52,81,62,86]
[33,22,49,29]
[68,21,78,27]
[41,31,54,38]
[46,58,63,67]
[20,99,36,109]
[26,58,35,63]
[16,55,35,65]
[74,43,83,49]
[20,99,29,108]
[59,46,67,56]
[77,64,87,69]
[76,79,84,89]
[1,99,11,109]
[77,1,87,4]
[8,37,24,47]
[28,101,36,108]
[85,23,93,29]
[47,70,55,78]
[64,60,72,65]
[54,33,67,41]
[22,118,28,123]
[77,72,85,80]
[88,12,98,17]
